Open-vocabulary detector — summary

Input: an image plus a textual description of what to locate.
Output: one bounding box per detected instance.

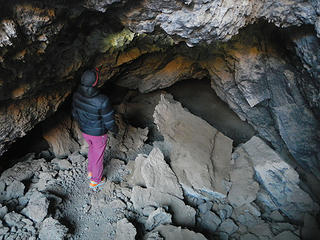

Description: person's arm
[100,97,118,134]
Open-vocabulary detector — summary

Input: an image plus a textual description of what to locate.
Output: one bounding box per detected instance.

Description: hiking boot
[87,172,92,179]
[89,177,106,189]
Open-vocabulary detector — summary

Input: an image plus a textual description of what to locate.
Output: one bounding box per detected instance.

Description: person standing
[72,68,118,188]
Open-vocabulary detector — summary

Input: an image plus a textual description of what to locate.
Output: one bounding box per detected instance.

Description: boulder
[39,217,68,240]
[21,191,49,223]
[147,225,208,240]
[241,136,319,222]
[115,218,136,240]
[0,180,25,202]
[274,231,299,240]
[51,158,73,170]
[218,219,239,236]
[129,147,183,199]
[145,207,172,231]
[228,147,260,207]
[131,186,195,227]
[3,212,26,228]
[153,94,233,199]
[197,211,221,234]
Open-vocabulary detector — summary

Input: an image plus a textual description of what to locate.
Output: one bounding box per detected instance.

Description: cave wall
[0,0,319,179]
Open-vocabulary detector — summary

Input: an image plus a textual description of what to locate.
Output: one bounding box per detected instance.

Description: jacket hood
[78,85,99,97]
[81,70,97,86]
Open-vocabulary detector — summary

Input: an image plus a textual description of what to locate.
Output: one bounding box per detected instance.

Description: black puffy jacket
[72,70,115,136]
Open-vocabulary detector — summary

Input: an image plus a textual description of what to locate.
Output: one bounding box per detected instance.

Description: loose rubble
[0,95,319,239]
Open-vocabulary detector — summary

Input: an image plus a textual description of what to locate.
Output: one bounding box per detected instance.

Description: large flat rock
[153,94,233,199]
[241,136,319,222]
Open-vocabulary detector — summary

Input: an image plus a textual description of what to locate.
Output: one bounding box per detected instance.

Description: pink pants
[82,133,108,182]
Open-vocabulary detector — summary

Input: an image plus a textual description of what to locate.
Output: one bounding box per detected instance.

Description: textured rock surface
[21,191,49,223]
[39,217,68,240]
[129,147,183,199]
[131,186,196,227]
[147,225,208,240]
[241,136,319,222]
[115,218,136,240]
[154,94,233,199]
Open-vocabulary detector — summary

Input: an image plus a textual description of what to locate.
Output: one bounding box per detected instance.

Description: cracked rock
[39,217,68,240]
[154,94,232,199]
[115,218,136,240]
[145,207,172,231]
[21,191,49,223]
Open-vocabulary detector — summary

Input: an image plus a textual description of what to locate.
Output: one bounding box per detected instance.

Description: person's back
[72,69,117,188]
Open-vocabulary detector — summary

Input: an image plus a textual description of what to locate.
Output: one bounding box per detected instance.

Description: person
[72,68,118,188]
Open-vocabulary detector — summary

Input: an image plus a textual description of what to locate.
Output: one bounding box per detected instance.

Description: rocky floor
[0,94,320,240]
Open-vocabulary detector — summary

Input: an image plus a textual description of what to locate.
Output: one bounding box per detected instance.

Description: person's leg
[89,134,108,183]
[82,133,93,175]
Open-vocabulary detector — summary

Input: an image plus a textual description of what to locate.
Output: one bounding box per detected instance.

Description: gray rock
[270,223,296,236]
[274,231,299,240]
[21,191,49,223]
[4,181,25,201]
[240,233,259,240]
[115,218,136,240]
[154,94,233,199]
[232,203,261,228]
[301,214,320,240]
[39,217,68,240]
[68,152,85,164]
[198,201,213,214]
[269,211,285,222]
[197,211,221,234]
[142,206,157,216]
[51,159,73,170]
[131,186,196,227]
[218,219,238,235]
[228,147,259,207]
[240,136,319,221]
[130,147,183,199]
[149,225,207,240]
[144,231,164,240]
[3,212,26,228]
[215,204,233,221]
[0,205,8,219]
[145,208,172,231]
[255,189,278,213]
[248,222,274,239]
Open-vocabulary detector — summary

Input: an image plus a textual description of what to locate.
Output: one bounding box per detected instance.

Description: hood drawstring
[92,67,100,87]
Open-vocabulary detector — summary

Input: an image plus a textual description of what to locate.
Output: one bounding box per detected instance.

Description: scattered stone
[0,205,8,219]
[248,222,274,239]
[197,211,222,234]
[105,159,130,183]
[271,222,296,236]
[240,233,259,240]
[232,203,261,227]
[39,217,68,240]
[0,157,43,182]
[145,207,172,231]
[68,152,85,164]
[153,94,233,199]
[240,136,319,221]
[144,231,164,240]
[198,201,213,214]
[131,186,196,227]
[115,218,136,240]
[150,225,208,240]
[3,180,25,201]
[51,158,73,170]
[3,212,26,228]
[214,204,233,221]
[301,214,320,240]
[21,191,49,223]
[269,210,285,222]
[218,218,238,235]
[130,147,183,199]
[142,206,157,216]
[274,231,299,240]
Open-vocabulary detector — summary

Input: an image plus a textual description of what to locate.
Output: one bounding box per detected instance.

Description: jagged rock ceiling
[0,0,319,180]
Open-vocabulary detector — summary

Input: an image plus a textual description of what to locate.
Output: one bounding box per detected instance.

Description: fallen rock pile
[0,93,319,239]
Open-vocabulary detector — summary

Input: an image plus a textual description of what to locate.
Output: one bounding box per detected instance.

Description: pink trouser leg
[82,133,108,182]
